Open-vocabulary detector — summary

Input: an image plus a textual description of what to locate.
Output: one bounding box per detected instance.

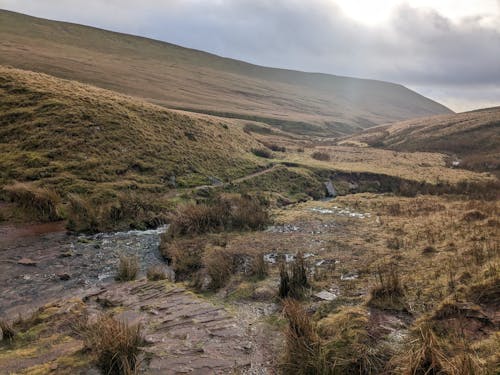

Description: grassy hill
[342,107,500,175]
[0,65,268,230]
[0,9,452,136]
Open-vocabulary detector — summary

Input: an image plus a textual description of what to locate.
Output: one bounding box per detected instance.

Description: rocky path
[84,281,276,374]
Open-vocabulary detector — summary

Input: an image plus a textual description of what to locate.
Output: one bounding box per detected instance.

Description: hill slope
[0,65,270,228]
[342,107,500,174]
[0,9,452,136]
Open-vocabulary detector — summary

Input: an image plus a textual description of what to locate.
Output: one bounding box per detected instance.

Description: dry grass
[204,248,234,290]
[79,314,143,375]
[160,238,205,281]
[279,252,310,299]
[250,253,269,280]
[166,194,269,238]
[146,265,167,281]
[0,66,262,230]
[311,151,331,161]
[367,265,407,312]
[115,256,139,282]
[344,106,500,175]
[0,319,15,342]
[0,10,451,139]
[2,182,61,222]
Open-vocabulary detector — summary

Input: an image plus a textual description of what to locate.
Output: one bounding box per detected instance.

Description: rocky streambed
[0,223,170,316]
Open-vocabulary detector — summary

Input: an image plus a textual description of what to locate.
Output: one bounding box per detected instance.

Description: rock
[17,258,37,266]
[208,176,223,186]
[324,180,337,197]
[252,286,275,301]
[57,272,71,281]
[313,290,337,301]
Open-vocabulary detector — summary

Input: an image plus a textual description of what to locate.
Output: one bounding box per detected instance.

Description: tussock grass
[204,248,234,290]
[368,265,407,311]
[2,182,61,221]
[146,265,167,281]
[250,253,268,280]
[115,256,139,282]
[79,314,143,375]
[166,194,269,238]
[0,319,15,342]
[279,252,310,299]
[160,238,204,281]
[311,151,331,161]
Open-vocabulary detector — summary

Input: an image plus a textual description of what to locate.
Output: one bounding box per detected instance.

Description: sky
[1,0,499,112]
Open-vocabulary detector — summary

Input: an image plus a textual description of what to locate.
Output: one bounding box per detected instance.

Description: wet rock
[17,258,37,266]
[324,180,337,197]
[252,286,275,301]
[313,290,337,301]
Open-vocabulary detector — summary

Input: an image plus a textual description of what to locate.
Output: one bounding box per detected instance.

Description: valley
[0,9,499,375]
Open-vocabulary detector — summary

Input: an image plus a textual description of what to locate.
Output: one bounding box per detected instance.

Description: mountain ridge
[0,9,452,136]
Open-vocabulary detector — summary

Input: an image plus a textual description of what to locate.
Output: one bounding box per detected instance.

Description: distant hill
[0,9,452,136]
[342,107,500,175]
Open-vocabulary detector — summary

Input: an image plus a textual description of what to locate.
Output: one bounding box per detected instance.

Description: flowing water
[0,223,170,316]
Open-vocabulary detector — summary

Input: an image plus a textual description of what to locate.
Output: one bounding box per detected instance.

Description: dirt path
[191,164,280,191]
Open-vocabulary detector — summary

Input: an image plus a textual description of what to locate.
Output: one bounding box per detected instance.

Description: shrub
[251,148,273,158]
[146,265,167,281]
[3,182,61,221]
[79,314,143,375]
[116,255,139,282]
[264,143,286,152]
[311,151,330,161]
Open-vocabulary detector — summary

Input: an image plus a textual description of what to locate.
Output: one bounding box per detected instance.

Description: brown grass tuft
[146,265,167,281]
[2,182,61,221]
[79,314,143,375]
[311,151,331,161]
[115,255,139,282]
[368,265,407,311]
[0,319,16,342]
[204,248,234,290]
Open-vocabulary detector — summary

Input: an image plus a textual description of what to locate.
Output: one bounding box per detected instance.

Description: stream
[0,223,170,317]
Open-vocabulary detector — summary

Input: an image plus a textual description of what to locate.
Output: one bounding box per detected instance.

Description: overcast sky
[1,0,499,112]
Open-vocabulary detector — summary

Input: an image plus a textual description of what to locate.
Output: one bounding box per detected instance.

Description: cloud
[0,0,499,111]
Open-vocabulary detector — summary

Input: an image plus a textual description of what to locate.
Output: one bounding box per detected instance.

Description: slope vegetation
[342,107,500,175]
[0,66,265,229]
[0,9,452,136]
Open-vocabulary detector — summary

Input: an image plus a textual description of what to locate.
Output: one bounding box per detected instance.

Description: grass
[165,194,269,238]
[2,182,61,222]
[279,252,310,299]
[367,265,407,312]
[0,319,15,342]
[146,265,167,281]
[344,106,500,175]
[115,256,139,282]
[79,314,143,375]
[0,66,263,230]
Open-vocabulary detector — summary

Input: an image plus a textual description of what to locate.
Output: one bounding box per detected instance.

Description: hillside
[0,9,452,136]
[342,107,500,175]
[0,65,269,229]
